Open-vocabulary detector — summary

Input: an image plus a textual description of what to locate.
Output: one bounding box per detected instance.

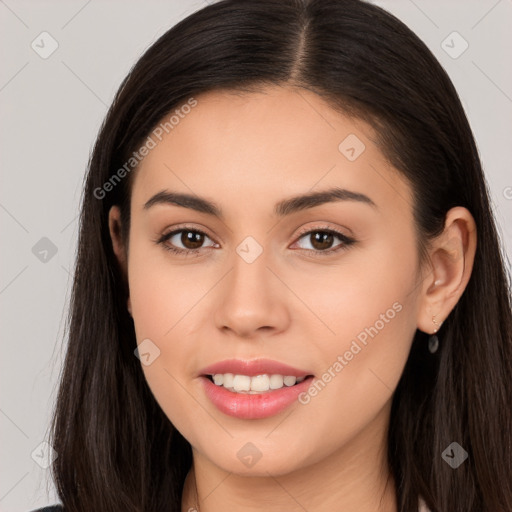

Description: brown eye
[308,231,335,251]
[179,230,205,250]
[157,228,217,255]
[294,228,354,254]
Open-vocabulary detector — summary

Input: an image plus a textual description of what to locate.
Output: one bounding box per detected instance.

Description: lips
[199,358,314,378]
[200,374,316,419]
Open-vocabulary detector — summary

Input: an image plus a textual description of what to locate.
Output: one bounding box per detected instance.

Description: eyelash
[155,224,356,258]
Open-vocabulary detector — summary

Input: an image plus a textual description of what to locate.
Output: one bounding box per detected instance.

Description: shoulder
[29,506,63,512]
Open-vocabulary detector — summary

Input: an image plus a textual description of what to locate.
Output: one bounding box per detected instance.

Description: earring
[428,315,442,354]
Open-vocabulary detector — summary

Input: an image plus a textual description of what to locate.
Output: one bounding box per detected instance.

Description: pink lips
[198,358,315,420]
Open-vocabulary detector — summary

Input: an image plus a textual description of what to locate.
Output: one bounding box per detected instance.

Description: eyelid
[293,222,352,240]
[158,223,216,242]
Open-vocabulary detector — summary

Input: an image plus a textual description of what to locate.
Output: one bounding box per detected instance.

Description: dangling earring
[428,315,442,353]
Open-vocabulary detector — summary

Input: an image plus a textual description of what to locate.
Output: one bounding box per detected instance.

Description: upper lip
[199,358,314,378]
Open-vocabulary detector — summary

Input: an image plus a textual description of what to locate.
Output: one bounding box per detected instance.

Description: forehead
[131,85,413,220]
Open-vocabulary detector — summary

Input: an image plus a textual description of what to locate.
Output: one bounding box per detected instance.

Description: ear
[416,206,477,334]
[108,205,132,316]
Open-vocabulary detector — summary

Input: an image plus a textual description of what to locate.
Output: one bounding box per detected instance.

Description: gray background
[1,0,511,510]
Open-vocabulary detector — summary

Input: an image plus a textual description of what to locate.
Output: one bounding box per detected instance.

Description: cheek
[127,243,209,435]
[286,234,419,403]
[281,276,417,465]
[288,238,417,348]
[127,234,211,341]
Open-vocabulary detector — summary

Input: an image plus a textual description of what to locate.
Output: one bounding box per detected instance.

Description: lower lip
[200,375,315,419]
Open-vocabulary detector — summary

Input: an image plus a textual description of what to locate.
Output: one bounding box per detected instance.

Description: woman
[33,0,512,511]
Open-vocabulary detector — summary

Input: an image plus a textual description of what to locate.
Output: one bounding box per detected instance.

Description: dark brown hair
[47,0,512,511]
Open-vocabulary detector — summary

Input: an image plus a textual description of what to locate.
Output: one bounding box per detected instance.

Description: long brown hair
[48,0,512,510]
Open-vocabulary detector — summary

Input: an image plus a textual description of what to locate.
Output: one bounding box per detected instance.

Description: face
[111,85,426,477]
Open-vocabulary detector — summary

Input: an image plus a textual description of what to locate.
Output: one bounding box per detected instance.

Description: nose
[214,249,291,339]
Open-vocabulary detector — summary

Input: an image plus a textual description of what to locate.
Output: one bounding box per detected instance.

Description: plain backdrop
[1,0,511,510]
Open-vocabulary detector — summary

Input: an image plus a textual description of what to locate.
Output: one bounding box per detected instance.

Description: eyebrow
[143,186,377,218]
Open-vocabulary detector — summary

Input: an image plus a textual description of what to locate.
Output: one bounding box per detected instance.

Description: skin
[109,85,477,512]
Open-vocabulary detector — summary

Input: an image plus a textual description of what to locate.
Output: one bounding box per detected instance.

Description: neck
[181,400,397,512]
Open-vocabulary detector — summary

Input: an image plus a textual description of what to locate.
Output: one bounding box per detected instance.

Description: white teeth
[269,374,283,389]
[251,374,270,392]
[283,376,297,386]
[223,373,234,388]
[209,373,308,393]
[232,374,251,391]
